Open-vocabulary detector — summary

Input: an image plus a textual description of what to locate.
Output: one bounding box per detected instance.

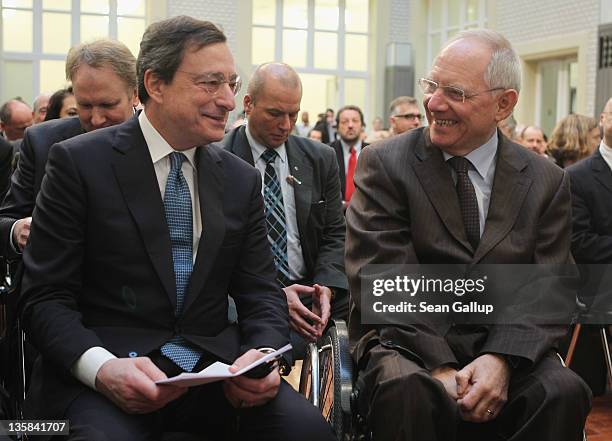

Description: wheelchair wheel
[299,320,353,440]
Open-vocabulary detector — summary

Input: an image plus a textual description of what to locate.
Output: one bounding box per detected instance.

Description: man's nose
[279,114,291,131]
[90,108,107,128]
[216,83,236,111]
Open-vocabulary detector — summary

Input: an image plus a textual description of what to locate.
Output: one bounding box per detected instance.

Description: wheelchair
[300,319,588,441]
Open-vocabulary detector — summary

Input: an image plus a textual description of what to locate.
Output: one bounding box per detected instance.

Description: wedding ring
[486,409,494,415]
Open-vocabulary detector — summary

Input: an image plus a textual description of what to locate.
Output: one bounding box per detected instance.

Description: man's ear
[143,69,165,104]
[130,88,140,108]
[495,89,519,122]
[243,94,253,116]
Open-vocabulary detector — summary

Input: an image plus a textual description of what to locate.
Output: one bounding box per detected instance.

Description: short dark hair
[336,105,365,127]
[44,87,74,121]
[137,15,226,104]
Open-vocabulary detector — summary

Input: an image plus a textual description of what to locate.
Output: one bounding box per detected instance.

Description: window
[536,57,578,135]
[1,0,146,103]
[427,0,487,68]
[251,0,370,120]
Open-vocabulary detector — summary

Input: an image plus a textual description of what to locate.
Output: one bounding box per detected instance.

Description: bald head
[0,99,33,141]
[601,97,612,147]
[247,62,302,103]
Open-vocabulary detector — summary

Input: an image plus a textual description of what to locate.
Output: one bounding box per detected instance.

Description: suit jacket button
[128,351,138,358]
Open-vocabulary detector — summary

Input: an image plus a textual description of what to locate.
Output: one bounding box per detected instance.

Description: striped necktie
[261,148,291,287]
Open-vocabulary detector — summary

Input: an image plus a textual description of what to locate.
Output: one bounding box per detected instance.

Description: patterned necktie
[447,156,480,250]
[160,152,201,372]
[345,147,357,202]
[261,148,291,287]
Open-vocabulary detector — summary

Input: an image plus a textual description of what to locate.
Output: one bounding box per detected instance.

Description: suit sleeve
[346,146,458,370]
[228,169,291,353]
[569,167,612,262]
[0,131,38,257]
[312,147,348,291]
[21,142,104,372]
[481,169,573,365]
[0,139,13,203]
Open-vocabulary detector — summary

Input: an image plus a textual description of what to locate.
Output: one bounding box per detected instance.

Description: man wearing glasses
[388,95,423,136]
[20,16,334,440]
[345,29,591,441]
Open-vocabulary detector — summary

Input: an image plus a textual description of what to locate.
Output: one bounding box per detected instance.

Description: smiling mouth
[434,119,457,127]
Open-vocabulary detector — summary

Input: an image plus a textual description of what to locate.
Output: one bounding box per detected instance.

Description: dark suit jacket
[223,126,347,293]
[567,149,612,263]
[20,115,289,418]
[313,120,335,145]
[0,137,14,203]
[329,139,369,200]
[0,117,84,258]
[346,127,573,371]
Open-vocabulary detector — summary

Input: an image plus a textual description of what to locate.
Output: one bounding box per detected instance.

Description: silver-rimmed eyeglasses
[418,78,505,103]
[177,70,242,96]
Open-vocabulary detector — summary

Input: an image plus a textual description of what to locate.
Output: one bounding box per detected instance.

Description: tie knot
[169,152,187,171]
[261,148,278,165]
[447,156,471,174]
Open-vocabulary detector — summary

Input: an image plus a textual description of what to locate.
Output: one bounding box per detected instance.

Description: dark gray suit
[345,127,591,441]
[223,126,348,295]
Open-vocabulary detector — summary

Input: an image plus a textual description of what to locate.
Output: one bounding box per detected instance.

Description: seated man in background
[345,29,591,441]
[0,39,138,260]
[388,95,422,136]
[20,16,334,441]
[224,62,348,351]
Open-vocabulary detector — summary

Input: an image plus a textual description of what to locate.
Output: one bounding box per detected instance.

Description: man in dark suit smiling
[21,16,334,441]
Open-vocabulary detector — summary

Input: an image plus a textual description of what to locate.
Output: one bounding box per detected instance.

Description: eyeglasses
[418,78,505,103]
[177,70,242,96]
[394,113,423,121]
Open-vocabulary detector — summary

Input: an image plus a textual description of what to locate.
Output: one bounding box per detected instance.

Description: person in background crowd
[345,28,591,441]
[308,128,323,142]
[0,98,33,142]
[295,111,312,137]
[313,108,336,144]
[519,125,547,156]
[548,114,600,168]
[388,95,423,136]
[366,116,390,143]
[44,87,77,121]
[330,105,368,208]
[32,93,51,124]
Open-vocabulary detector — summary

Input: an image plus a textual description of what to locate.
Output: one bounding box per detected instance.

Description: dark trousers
[63,380,335,441]
[356,344,592,441]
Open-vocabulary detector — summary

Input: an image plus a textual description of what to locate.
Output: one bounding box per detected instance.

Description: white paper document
[156,344,292,387]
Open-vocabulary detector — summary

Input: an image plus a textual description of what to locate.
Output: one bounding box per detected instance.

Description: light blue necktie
[160,152,202,372]
[261,148,291,287]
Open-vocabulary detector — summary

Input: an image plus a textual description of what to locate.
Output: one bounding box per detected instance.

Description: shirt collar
[442,131,498,180]
[139,110,197,167]
[245,122,287,163]
[341,138,363,154]
[599,140,612,171]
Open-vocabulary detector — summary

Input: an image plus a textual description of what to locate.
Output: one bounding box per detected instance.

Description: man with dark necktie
[20,16,335,441]
[345,29,591,441]
[223,62,348,349]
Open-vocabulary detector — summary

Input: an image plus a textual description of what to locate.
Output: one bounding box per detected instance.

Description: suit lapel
[286,137,313,238]
[228,126,255,165]
[591,150,612,196]
[474,137,531,262]
[183,145,226,311]
[111,118,176,307]
[413,130,473,252]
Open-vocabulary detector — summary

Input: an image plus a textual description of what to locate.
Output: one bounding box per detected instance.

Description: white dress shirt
[72,110,203,390]
[340,139,364,173]
[599,141,612,172]
[246,123,307,281]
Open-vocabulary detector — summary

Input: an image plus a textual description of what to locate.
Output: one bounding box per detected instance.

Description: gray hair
[137,16,226,104]
[247,62,302,103]
[66,39,137,92]
[441,29,521,93]
[389,96,418,116]
[32,93,51,112]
